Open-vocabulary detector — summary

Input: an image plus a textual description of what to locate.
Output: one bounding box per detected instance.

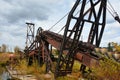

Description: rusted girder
[42,31,99,68]
[26,30,99,67]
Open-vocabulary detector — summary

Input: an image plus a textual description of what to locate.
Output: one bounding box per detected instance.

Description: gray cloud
[0,0,59,50]
[0,0,50,25]
[0,0,120,50]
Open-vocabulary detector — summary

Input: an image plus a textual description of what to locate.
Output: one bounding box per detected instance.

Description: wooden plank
[6,66,38,80]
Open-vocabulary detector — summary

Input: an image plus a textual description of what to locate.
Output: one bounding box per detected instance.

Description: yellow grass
[92,58,120,80]
[13,59,84,80]
[2,52,120,80]
[0,53,12,75]
[0,53,10,62]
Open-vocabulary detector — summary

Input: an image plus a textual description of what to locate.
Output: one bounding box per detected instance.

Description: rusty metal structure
[25,22,35,48]
[24,0,120,78]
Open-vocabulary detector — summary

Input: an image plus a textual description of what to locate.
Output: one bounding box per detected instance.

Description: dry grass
[56,61,83,80]
[14,59,84,80]
[3,52,120,80]
[0,53,10,62]
[92,58,120,80]
[0,53,11,75]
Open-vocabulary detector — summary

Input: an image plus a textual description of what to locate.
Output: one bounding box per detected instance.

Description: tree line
[0,44,21,53]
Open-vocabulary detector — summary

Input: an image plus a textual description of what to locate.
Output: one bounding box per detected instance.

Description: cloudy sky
[0,0,120,51]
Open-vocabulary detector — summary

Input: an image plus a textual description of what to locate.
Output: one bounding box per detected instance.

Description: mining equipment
[24,0,120,78]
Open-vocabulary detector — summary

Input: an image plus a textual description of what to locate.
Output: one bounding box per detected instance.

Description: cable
[48,0,84,32]
[102,0,116,18]
[107,0,120,18]
[102,0,120,23]
[48,12,69,31]
[57,0,90,34]
[108,0,116,13]
[106,7,115,18]
[57,0,119,34]
[58,25,66,34]
[107,4,114,13]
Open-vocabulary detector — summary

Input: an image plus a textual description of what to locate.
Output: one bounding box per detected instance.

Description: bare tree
[1,44,7,53]
[0,46,1,52]
[14,46,20,53]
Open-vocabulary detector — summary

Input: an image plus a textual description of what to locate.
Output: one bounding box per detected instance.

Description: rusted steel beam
[42,31,99,68]
[42,31,62,50]
[26,30,100,68]
[75,52,99,67]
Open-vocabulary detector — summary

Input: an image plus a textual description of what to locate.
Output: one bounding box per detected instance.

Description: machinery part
[55,0,107,77]
[114,14,120,23]
[25,22,35,49]
[25,27,53,73]
[24,0,120,78]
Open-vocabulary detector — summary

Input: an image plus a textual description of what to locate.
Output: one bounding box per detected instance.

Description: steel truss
[55,0,107,77]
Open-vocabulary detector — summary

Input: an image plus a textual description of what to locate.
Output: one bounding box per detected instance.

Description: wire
[102,0,116,18]
[57,0,90,34]
[57,8,81,34]
[48,0,84,32]
[57,0,119,34]
[58,25,66,34]
[108,0,116,13]
[106,7,115,18]
[107,4,114,13]
[48,12,69,31]
[107,0,119,18]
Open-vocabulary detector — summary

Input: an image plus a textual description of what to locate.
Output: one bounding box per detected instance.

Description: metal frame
[26,22,35,48]
[25,27,53,73]
[24,0,108,78]
[55,0,107,77]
